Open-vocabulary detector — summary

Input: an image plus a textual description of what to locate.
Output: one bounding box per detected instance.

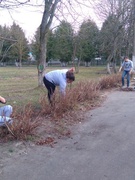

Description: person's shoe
[127,86,129,90]
[127,86,134,91]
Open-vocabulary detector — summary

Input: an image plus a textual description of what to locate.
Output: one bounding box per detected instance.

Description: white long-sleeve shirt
[45,69,68,94]
[122,60,133,71]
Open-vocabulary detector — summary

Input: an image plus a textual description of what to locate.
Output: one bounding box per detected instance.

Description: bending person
[43,68,75,103]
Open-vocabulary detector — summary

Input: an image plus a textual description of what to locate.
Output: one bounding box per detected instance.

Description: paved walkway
[1,90,135,180]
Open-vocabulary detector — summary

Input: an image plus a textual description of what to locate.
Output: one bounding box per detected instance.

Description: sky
[0,1,43,41]
[0,0,103,41]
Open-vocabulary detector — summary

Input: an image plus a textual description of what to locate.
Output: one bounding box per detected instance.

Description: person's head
[124,56,129,61]
[66,69,75,83]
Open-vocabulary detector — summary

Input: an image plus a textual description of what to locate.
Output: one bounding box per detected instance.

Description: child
[119,56,133,88]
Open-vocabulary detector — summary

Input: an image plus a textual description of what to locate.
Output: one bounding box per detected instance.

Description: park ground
[0,68,135,180]
[1,88,135,180]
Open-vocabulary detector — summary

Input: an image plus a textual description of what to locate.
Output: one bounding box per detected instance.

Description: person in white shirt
[0,96,13,126]
[43,68,75,103]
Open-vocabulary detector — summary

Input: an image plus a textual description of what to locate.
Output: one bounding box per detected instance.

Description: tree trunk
[37,0,60,86]
[38,36,47,86]
[132,2,135,70]
[107,62,111,74]
[72,42,80,73]
[112,61,117,73]
[132,23,135,70]
[106,54,113,74]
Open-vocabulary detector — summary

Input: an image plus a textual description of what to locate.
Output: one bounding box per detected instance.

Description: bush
[99,74,121,90]
[0,104,41,141]
[0,74,121,141]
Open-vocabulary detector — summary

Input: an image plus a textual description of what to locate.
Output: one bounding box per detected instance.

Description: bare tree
[10,22,29,67]
[94,0,134,73]
[0,0,101,85]
[37,0,96,86]
[0,0,30,9]
[132,0,135,69]
[38,0,60,86]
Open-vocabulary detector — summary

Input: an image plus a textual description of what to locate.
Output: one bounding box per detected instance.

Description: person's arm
[0,96,6,104]
[128,60,133,74]
[129,67,133,74]
[119,66,122,72]
[59,81,67,97]
[119,61,124,72]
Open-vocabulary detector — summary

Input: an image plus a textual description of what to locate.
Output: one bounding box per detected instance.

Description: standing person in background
[43,67,75,104]
[0,96,13,126]
[119,56,133,88]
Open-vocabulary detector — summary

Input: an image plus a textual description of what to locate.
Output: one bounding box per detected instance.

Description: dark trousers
[43,77,56,103]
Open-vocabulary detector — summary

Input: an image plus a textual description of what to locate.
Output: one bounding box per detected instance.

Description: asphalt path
[1,90,135,180]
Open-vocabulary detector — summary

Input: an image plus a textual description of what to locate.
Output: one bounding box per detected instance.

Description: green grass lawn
[0,66,106,107]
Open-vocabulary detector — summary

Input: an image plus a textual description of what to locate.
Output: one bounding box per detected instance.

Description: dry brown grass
[0,104,41,142]
[39,80,101,118]
[0,73,121,143]
[99,74,121,90]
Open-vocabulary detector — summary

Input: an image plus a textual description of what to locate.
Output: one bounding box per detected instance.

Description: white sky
[0,0,103,41]
[0,1,43,41]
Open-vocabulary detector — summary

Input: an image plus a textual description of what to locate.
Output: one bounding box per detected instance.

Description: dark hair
[66,71,75,81]
[124,56,128,60]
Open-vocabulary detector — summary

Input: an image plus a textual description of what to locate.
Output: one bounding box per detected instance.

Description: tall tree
[95,0,134,73]
[31,27,40,62]
[38,0,60,86]
[46,30,56,62]
[36,0,98,86]
[53,20,74,65]
[100,14,124,73]
[77,19,100,66]
[0,0,29,8]
[9,22,29,66]
[131,0,135,69]
[31,28,55,63]
[0,25,17,64]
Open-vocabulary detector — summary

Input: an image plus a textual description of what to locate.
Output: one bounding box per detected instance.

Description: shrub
[99,74,121,90]
[39,80,100,119]
[3,104,41,140]
[0,74,121,141]
[72,81,100,102]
